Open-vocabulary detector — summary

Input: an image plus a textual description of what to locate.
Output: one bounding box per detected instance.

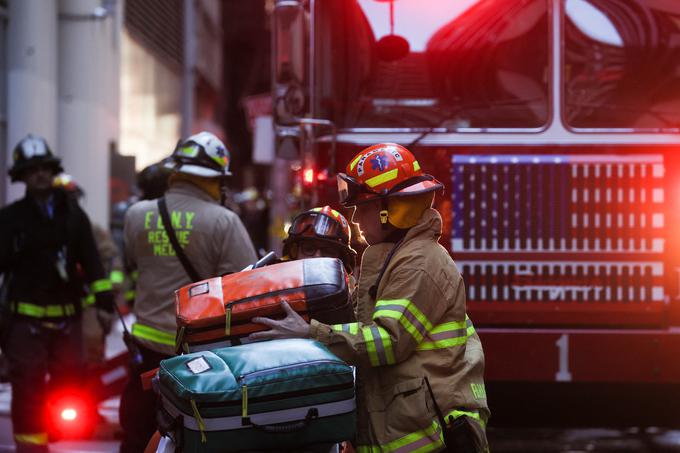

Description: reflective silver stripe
[401,308,429,340]
[430,326,468,342]
[370,326,389,366]
[163,396,356,432]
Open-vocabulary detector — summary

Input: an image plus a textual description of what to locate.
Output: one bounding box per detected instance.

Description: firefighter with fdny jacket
[0,135,115,453]
[121,132,257,453]
[252,143,490,452]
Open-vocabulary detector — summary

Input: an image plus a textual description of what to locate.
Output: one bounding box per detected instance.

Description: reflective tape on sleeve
[110,270,125,284]
[331,323,360,335]
[362,325,396,367]
[91,278,113,293]
[417,316,475,351]
[82,294,96,307]
[373,299,433,343]
[131,323,176,346]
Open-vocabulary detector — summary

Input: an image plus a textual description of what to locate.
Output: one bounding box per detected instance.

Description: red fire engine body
[272,0,680,425]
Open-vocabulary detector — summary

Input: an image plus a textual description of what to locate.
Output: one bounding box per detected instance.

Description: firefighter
[136,161,171,201]
[0,135,115,452]
[52,173,123,365]
[120,131,257,453]
[282,206,357,275]
[252,143,490,452]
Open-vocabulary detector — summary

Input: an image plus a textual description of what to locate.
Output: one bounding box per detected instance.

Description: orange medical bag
[174,257,353,352]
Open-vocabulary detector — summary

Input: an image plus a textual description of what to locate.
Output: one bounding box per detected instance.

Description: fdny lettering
[144,210,196,256]
[470,383,487,400]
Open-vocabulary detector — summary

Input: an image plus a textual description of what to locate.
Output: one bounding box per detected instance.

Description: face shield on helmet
[282,206,357,273]
[288,211,350,244]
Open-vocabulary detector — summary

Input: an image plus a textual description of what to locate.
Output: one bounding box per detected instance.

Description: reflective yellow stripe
[413,161,421,172]
[332,323,360,335]
[357,409,484,453]
[124,290,136,302]
[14,302,75,318]
[15,432,49,445]
[365,168,399,188]
[91,278,112,293]
[362,325,395,367]
[131,323,175,346]
[349,154,363,171]
[82,294,95,307]
[110,270,125,284]
[450,409,486,428]
[131,270,139,281]
[417,317,476,351]
[373,299,432,343]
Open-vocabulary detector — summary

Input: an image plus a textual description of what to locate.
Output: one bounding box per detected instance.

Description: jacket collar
[362,209,442,264]
[400,208,442,244]
[167,181,217,204]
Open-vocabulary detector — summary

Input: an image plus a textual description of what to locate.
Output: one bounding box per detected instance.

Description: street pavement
[0,317,132,452]
[1,315,680,452]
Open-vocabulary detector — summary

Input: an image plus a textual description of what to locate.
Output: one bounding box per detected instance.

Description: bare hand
[249,301,311,341]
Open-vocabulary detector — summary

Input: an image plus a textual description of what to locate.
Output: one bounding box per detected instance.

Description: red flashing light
[47,390,95,439]
[303,168,315,185]
[61,408,77,421]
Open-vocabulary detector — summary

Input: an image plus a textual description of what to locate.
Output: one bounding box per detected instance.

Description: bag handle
[249,408,319,433]
[157,197,201,282]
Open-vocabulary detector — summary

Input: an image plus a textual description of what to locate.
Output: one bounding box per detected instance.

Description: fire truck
[271,0,680,426]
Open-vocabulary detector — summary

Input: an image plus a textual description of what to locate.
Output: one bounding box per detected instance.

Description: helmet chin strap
[380,197,389,230]
[219,174,228,206]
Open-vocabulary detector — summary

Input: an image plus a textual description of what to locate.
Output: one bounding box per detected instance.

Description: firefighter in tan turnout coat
[252,143,490,452]
[121,132,257,453]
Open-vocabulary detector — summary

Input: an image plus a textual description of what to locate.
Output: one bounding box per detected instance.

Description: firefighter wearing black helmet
[0,135,115,452]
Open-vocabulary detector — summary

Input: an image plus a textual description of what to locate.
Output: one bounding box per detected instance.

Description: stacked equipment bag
[174,258,353,352]
[157,338,356,452]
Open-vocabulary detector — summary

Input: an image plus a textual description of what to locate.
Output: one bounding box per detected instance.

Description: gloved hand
[96,308,113,336]
[95,290,115,313]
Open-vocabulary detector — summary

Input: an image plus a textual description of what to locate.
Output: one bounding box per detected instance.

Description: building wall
[119,30,182,170]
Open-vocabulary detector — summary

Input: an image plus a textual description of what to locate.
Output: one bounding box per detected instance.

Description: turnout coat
[310,209,489,452]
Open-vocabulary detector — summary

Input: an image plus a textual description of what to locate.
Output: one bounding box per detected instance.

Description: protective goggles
[337,173,379,206]
[337,172,441,206]
[288,212,348,243]
[174,141,226,173]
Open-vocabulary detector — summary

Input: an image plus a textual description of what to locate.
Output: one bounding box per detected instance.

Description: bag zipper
[238,359,340,383]
[239,359,343,424]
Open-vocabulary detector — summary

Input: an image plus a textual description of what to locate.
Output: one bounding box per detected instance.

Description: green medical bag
[157,339,356,452]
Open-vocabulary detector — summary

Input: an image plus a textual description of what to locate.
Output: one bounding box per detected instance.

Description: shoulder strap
[368,237,405,300]
[157,197,201,282]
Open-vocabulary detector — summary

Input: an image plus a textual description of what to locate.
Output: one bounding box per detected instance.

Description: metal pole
[181,0,196,139]
[58,0,119,227]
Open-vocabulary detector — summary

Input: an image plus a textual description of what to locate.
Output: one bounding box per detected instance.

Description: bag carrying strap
[157,197,201,282]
